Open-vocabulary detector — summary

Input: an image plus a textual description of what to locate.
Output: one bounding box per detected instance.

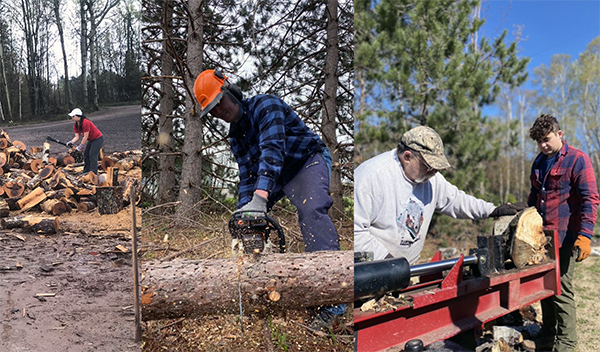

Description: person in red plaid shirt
[523,114,599,352]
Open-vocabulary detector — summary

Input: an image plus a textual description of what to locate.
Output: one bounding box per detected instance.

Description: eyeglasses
[411,150,436,173]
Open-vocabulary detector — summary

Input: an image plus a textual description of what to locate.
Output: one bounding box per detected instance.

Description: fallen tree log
[1,215,59,234]
[141,250,353,320]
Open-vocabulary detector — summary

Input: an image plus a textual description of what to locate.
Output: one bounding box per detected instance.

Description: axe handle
[46,136,68,147]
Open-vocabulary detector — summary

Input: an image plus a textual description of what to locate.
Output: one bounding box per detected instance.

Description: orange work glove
[573,235,591,262]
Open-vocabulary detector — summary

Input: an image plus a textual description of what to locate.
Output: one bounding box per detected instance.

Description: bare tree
[51,0,72,110]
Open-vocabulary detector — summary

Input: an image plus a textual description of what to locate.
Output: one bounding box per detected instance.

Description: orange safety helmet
[194,70,229,118]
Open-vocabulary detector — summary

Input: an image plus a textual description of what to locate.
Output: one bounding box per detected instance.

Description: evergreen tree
[355,0,529,197]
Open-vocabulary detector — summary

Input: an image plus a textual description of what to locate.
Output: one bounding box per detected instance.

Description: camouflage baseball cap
[401,126,451,170]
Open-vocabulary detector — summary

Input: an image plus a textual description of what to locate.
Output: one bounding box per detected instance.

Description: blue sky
[480,0,600,86]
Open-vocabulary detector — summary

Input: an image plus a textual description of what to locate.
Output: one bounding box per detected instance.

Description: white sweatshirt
[354,149,496,264]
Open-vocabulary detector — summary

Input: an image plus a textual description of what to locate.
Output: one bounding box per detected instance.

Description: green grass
[268,316,289,352]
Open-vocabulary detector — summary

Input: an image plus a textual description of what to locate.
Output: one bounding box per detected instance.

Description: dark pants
[541,244,577,352]
[268,152,339,252]
[83,136,104,175]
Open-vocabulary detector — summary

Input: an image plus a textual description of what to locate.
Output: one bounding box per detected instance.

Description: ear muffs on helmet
[193,69,243,118]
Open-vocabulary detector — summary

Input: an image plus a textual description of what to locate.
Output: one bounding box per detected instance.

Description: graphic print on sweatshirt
[397,198,424,247]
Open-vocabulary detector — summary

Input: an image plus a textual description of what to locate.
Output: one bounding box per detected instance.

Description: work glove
[489,202,528,218]
[235,193,268,217]
[66,141,74,148]
[76,144,84,152]
[574,235,591,262]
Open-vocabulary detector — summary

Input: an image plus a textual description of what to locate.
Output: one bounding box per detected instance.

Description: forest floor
[140,202,354,352]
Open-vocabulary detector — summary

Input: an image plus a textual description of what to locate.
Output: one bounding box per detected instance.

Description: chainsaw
[46,136,84,163]
[228,210,286,255]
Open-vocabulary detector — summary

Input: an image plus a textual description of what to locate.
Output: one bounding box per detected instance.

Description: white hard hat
[68,108,83,117]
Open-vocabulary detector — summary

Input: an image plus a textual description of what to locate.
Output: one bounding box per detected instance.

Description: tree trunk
[157,0,178,205]
[0,30,12,120]
[141,250,353,320]
[53,0,72,110]
[1,215,59,234]
[80,0,88,105]
[176,0,204,222]
[321,0,343,219]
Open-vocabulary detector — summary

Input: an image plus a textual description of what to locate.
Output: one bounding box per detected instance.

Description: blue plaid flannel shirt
[229,95,326,208]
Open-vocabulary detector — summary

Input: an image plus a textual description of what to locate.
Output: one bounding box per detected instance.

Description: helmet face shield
[194,70,228,117]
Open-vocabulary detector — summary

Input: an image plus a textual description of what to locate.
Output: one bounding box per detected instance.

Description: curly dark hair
[529,114,561,142]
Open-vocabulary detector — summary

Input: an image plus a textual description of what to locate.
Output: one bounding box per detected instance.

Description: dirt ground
[0,208,143,352]
[140,205,354,352]
[1,108,143,352]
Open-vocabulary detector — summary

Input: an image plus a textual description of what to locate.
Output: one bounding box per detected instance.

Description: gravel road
[1,105,141,154]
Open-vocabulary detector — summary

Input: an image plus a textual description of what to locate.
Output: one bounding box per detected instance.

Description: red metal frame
[354,230,560,352]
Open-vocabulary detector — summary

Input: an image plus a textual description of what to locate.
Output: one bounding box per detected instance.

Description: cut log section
[141,250,353,320]
[26,164,54,189]
[80,171,98,185]
[77,201,96,212]
[496,207,548,268]
[40,199,70,215]
[3,181,25,198]
[12,140,26,151]
[30,159,43,173]
[1,215,59,234]
[101,156,115,171]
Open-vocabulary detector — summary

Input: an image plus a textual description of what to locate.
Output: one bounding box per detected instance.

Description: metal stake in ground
[131,184,141,342]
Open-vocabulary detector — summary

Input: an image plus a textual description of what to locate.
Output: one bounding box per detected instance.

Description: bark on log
[26,164,54,189]
[17,187,47,212]
[1,215,59,234]
[496,207,548,268]
[141,250,353,320]
[96,186,123,214]
[0,200,9,217]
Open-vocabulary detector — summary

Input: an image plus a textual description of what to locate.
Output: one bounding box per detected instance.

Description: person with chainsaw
[66,108,104,176]
[522,114,599,352]
[354,125,526,264]
[193,69,344,329]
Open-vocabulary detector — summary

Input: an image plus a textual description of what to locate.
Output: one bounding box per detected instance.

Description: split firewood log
[47,157,57,166]
[26,164,54,189]
[115,158,135,172]
[0,138,8,149]
[495,207,548,268]
[1,215,59,234]
[30,146,44,154]
[60,196,78,210]
[17,187,47,212]
[141,251,353,320]
[3,181,25,198]
[0,152,7,168]
[40,199,70,215]
[80,171,98,185]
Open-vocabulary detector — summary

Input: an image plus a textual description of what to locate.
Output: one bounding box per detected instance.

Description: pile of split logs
[0,129,141,234]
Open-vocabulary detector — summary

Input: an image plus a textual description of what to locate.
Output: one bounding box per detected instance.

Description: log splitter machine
[354,229,561,352]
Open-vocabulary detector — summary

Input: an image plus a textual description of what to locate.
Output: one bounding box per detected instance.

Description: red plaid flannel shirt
[528,142,599,246]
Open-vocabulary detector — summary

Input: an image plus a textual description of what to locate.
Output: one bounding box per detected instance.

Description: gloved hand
[66,141,74,148]
[76,144,84,152]
[235,193,268,216]
[489,202,528,218]
[574,235,591,262]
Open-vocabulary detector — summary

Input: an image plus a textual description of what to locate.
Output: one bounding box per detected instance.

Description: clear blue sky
[480,0,600,84]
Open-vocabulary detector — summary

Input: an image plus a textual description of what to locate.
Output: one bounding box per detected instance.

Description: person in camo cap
[354,125,525,263]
